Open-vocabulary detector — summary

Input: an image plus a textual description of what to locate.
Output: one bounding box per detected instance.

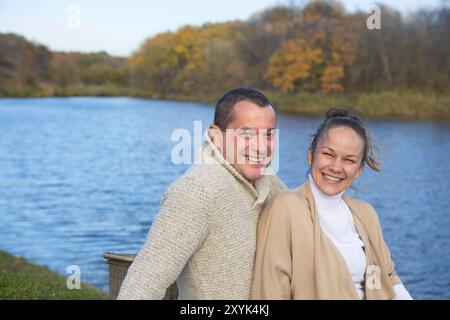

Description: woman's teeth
[323,173,342,182]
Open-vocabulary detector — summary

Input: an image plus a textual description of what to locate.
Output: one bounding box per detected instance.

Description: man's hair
[213,87,274,130]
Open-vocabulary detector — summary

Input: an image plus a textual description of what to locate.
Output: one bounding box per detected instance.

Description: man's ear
[208,124,223,150]
[307,148,313,166]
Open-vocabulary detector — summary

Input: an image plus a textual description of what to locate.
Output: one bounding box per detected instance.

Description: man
[118,88,286,299]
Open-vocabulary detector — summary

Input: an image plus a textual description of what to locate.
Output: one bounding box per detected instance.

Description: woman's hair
[310,107,381,172]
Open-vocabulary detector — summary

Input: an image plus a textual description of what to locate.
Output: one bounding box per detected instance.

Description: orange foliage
[265,39,323,92]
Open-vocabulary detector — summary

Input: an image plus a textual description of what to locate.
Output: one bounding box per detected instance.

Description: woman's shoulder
[271,188,308,206]
[344,195,380,225]
[262,188,312,222]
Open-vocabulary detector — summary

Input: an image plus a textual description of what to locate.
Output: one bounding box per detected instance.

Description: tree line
[133,1,450,96]
[0,1,448,107]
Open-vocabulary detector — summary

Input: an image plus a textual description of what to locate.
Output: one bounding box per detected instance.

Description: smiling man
[118,87,286,299]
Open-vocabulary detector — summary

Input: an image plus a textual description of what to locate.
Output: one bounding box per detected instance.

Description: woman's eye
[323,152,332,157]
[346,159,355,164]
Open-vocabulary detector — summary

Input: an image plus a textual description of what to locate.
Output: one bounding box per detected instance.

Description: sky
[0,0,446,57]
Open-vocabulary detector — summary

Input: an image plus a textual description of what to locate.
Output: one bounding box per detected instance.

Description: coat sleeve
[367,204,403,287]
[117,175,210,300]
[371,210,414,299]
[251,192,294,300]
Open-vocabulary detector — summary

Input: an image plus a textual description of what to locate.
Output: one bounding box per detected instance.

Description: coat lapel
[343,195,396,300]
[300,183,359,299]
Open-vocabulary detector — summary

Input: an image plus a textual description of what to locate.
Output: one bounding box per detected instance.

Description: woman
[251,108,412,300]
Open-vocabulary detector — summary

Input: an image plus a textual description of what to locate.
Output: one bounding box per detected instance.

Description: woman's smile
[322,172,344,183]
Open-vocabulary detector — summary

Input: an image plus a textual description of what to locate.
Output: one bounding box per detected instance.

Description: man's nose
[250,134,269,155]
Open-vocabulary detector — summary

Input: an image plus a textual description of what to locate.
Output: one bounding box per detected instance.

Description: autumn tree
[0,33,52,91]
[265,38,323,92]
[264,1,359,93]
[2,1,448,97]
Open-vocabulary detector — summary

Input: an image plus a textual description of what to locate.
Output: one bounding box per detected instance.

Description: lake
[0,97,449,299]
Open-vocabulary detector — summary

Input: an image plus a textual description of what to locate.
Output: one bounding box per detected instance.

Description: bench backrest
[103,252,178,300]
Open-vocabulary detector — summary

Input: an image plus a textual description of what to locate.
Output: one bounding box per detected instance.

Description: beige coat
[251,181,402,300]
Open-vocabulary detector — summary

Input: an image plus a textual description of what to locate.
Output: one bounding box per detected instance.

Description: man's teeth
[323,174,342,182]
[246,156,264,163]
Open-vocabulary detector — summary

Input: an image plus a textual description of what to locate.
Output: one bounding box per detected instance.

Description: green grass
[122,89,450,121]
[267,90,450,121]
[0,250,108,300]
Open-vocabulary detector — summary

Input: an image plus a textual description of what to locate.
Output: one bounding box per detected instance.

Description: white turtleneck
[309,174,367,299]
[308,174,413,300]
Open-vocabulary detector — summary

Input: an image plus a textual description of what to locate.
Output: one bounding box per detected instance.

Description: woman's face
[309,126,364,196]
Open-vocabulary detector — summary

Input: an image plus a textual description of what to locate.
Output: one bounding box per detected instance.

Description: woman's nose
[329,160,343,173]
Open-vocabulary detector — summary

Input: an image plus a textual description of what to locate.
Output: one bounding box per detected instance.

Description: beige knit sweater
[117,134,286,300]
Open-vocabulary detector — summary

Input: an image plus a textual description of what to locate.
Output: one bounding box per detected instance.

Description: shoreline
[0,250,108,300]
[1,87,449,122]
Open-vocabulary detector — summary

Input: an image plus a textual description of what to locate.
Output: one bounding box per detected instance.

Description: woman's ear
[355,163,365,178]
[307,148,313,166]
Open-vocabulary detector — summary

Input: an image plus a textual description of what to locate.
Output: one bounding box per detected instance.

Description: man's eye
[266,130,275,137]
[239,129,256,137]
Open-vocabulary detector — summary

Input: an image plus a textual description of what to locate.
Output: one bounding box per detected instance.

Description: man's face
[211,100,277,183]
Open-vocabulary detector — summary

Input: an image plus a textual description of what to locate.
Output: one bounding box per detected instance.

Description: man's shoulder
[259,171,279,183]
[163,162,226,197]
[261,173,287,189]
[184,161,230,187]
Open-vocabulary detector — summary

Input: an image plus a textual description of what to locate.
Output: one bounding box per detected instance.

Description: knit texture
[117,134,286,299]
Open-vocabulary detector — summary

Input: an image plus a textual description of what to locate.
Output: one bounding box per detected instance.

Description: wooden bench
[103,252,178,300]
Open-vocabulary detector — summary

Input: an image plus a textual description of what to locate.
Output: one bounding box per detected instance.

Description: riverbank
[1,85,449,121]
[269,91,450,121]
[0,250,108,300]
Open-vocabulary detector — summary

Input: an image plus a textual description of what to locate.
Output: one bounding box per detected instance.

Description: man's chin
[242,166,267,182]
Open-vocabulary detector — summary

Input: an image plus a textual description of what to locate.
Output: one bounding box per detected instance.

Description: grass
[267,90,450,121]
[0,250,108,300]
[134,89,450,121]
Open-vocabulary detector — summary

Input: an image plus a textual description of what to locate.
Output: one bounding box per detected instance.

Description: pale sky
[0,0,445,57]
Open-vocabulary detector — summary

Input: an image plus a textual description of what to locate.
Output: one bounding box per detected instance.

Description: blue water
[0,97,449,299]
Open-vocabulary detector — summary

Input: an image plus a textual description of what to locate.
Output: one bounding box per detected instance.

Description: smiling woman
[251,107,413,300]
[307,108,379,196]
